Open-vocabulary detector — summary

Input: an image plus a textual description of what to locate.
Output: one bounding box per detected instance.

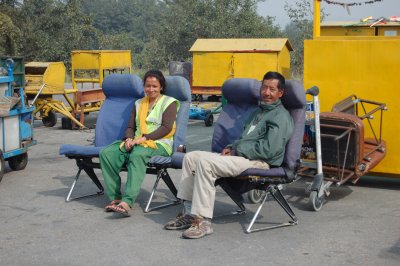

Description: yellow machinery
[25,62,84,128]
[70,50,131,126]
[189,38,292,96]
[25,50,132,129]
[304,0,400,176]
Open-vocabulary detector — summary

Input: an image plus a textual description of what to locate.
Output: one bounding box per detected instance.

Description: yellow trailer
[304,0,400,176]
[70,50,131,127]
[25,62,84,128]
[189,38,292,96]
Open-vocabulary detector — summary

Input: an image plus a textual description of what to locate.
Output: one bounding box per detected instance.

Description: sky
[258,0,400,27]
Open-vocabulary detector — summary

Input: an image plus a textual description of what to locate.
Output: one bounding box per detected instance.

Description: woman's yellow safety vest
[135,95,180,155]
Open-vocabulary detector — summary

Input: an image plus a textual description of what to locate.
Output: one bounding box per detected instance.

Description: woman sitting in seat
[100,70,179,217]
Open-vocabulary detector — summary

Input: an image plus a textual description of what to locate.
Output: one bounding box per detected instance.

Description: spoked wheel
[42,110,57,127]
[8,153,28,171]
[309,191,324,211]
[0,150,4,183]
[247,189,266,204]
[204,112,214,127]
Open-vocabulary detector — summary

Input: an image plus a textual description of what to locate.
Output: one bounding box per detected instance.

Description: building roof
[321,20,400,27]
[190,38,293,52]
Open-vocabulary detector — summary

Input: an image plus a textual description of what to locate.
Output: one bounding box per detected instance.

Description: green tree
[147,0,281,69]
[80,0,165,68]
[13,0,99,67]
[0,12,21,55]
[284,0,328,78]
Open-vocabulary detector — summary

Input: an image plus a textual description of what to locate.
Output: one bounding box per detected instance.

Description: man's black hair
[263,71,285,91]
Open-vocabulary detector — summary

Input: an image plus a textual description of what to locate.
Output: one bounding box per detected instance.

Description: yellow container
[321,21,400,37]
[25,62,66,94]
[71,50,132,90]
[304,36,400,176]
[189,39,292,95]
[376,24,400,36]
[321,21,375,36]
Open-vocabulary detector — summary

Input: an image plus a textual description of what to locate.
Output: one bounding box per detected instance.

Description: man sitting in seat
[164,71,294,239]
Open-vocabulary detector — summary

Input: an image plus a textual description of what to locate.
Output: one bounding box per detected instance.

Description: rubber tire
[8,153,28,171]
[0,150,4,183]
[204,113,214,127]
[247,189,266,204]
[309,191,324,212]
[192,94,203,102]
[61,117,73,130]
[42,110,57,127]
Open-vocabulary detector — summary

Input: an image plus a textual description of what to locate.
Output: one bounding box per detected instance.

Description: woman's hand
[125,138,135,151]
[125,136,147,151]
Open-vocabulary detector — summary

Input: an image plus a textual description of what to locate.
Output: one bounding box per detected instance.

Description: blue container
[0,59,36,181]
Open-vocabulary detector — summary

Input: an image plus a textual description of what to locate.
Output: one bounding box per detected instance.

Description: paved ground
[0,113,399,266]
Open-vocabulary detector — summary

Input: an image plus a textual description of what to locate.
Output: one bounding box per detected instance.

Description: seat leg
[83,165,104,192]
[144,168,181,213]
[65,165,104,202]
[217,180,246,215]
[246,185,298,233]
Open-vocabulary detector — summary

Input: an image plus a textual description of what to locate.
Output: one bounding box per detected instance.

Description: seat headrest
[102,74,144,98]
[281,80,306,109]
[221,78,306,109]
[222,78,261,104]
[164,76,191,102]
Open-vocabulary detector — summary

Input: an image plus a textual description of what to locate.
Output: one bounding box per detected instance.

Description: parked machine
[65,50,132,128]
[189,102,217,127]
[300,90,387,211]
[0,58,36,182]
[25,61,84,128]
[24,50,132,129]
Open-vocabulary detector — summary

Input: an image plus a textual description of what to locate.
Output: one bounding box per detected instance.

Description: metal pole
[313,0,321,38]
[31,84,46,105]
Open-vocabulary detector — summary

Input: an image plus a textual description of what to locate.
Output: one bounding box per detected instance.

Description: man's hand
[221,148,232,156]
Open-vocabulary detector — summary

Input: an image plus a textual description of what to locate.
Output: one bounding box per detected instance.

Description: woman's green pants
[99,141,168,207]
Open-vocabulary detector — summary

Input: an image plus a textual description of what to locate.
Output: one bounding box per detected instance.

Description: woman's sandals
[104,200,121,212]
[110,202,131,217]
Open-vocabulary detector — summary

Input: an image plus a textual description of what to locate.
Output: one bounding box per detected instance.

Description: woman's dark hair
[263,71,285,91]
[143,69,166,94]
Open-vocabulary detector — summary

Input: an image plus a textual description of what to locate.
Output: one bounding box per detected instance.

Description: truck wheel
[204,112,213,127]
[0,150,4,183]
[8,153,28,171]
[42,110,57,127]
[61,117,72,130]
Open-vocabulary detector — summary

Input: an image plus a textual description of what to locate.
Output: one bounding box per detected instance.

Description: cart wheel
[309,191,324,212]
[0,150,4,183]
[204,113,213,127]
[42,111,57,127]
[8,153,28,171]
[247,189,266,204]
[61,117,72,130]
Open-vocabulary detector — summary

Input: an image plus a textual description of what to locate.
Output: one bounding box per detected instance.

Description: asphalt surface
[0,113,399,266]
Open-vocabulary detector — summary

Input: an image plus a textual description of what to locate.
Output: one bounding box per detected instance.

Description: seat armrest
[171,152,186,169]
[59,144,104,157]
[148,156,172,166]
